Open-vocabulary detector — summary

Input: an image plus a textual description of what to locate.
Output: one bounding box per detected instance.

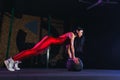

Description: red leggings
[13,35,67,61]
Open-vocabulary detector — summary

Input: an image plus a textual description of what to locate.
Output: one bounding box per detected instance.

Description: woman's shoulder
[59,32,74,39]
[65,32,75,38]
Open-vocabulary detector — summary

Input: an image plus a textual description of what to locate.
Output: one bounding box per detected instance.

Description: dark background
[0,0,120,69]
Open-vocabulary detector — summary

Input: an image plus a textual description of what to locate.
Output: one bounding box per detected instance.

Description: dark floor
[0,68,120,80]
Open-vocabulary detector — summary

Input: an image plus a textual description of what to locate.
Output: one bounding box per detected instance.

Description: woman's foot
[14,61,21,70]
[4,58,15,71]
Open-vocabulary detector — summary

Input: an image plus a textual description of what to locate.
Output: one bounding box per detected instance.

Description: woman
[4,25,84,71]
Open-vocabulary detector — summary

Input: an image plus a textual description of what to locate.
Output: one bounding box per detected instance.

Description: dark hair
[72,25,84,33]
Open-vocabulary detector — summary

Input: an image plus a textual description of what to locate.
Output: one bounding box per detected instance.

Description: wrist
[72,56,75,59]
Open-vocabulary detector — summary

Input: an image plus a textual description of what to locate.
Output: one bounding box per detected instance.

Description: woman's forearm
[70,46,75,59]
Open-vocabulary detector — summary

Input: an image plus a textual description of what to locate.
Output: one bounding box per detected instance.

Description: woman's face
[76,29,83,37]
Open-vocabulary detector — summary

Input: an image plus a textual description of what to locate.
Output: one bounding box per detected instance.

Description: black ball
[66,58,83,71]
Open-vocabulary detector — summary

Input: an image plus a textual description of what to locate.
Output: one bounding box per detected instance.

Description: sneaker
[4,58,15,71]
[14,61,21,70]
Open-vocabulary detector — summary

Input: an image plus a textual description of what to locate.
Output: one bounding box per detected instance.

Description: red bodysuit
[13,32,72,61]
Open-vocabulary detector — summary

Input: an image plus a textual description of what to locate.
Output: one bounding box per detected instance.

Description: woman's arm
[70,37,75,59]
[69,32,75,59]
[67,32,80,64]
[66,44,72,58]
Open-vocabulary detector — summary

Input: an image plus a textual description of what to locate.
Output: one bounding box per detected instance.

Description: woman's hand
[72,57,80,64]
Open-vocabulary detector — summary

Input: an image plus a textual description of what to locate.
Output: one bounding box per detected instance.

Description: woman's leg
[13,49,38,61]
[13,36,51,61]
[4,36,53,71]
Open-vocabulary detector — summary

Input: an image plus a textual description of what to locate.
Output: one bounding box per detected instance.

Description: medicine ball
[66,58,83,71]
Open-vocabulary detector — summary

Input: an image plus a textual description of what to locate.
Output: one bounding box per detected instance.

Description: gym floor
[0,68,120,80]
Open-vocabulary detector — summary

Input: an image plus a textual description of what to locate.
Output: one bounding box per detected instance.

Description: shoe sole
[15,68,20,70]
